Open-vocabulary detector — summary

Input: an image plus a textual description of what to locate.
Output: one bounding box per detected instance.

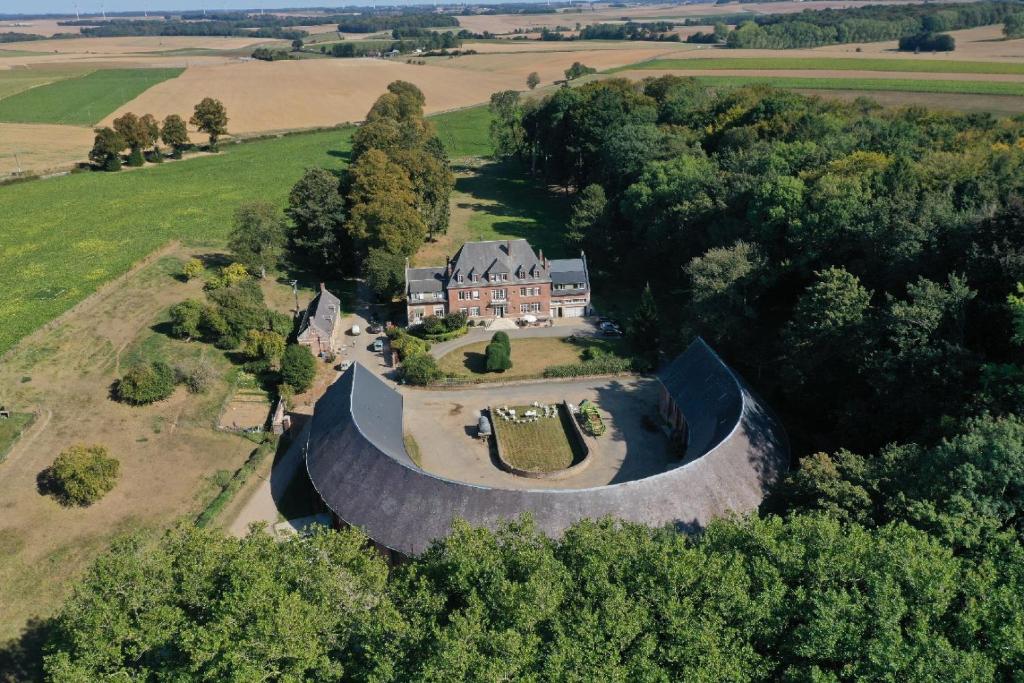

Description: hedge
[418,326,469,342]
[195,436,278,527]
[543,356,635,378]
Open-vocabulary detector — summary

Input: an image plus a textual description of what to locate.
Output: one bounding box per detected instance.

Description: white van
[350,324,361,336]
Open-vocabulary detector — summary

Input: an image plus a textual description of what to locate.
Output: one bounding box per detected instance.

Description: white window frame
[492,289,507,301]
[472,290,480,300]
[433,305,445,316]
[469,306,480,316]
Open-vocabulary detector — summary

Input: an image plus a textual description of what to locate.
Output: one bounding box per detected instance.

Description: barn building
[296,283,342,357]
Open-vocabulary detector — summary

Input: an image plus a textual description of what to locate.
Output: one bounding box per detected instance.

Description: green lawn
[438,337,625,380]
[433,104,493,158]
[493,404,580,472]
[617,57,1024,75]
[0,412,34,462]
[681,75,1024,97]
[0,68,183,125]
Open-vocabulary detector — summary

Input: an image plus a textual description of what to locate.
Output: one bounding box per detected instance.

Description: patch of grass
[431,104,494,158]
[403,432,423,467]
[195,436,278,527]
[0,127,353,357]
[0,68,183,125]
[416,161,570,267]
[0,412,34,462]
[438,336,624,380]
[617,57,1024,75]
[493,404,578,472]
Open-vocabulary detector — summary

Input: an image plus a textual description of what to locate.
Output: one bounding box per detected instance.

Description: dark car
[367,323,382,334]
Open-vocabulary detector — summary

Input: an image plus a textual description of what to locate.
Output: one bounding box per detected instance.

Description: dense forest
[578,21,681,41]
[337,13,459,34]
[726,0,1018,48]
[33,80,1024,679]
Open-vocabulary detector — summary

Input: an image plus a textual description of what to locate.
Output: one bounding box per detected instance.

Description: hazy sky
[0,0,476,15]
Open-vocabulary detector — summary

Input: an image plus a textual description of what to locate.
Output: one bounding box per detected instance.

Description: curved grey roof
[306,338,788,556]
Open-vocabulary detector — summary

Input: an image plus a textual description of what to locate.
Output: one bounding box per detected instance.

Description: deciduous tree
[190,97,229,151]
[160,114,190,158]
[228,202,287,278]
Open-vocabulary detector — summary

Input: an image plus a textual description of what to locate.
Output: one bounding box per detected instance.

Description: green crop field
[617,57,1024,75]
[681,75,1024,97]
[0,68,183,125]
[0,69,80,100]
[0,108,500,357]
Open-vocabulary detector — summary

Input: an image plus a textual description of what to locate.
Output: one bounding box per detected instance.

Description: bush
[168,299,205,340]
[47,444,120,506]
[116,361,177,405]
[401,352,442,385]
[126,147,144,167]
[175,358,216,394]
[898,32,955,51]
[389,329,431,360]
[444,310,468,331]
[281,344,316,393]
[422,315,446,336]
[182,258,204,281]
[543,356,634,378]
[485,332,513,373]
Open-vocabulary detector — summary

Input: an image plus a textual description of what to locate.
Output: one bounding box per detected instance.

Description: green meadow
[0,69,79,100]
[0,108,500,357]
[432,105,494,158]
[618,57,1024,75]
[0,68,183,125]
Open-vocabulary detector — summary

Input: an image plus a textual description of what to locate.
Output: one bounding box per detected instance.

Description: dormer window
[457,274,464,283]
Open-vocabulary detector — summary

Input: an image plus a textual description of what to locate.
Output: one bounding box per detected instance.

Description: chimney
[506,239,511,255]
[446,255,453,277]
[319,282,326,292]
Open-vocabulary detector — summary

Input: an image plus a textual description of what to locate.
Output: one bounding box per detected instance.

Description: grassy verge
[615,57,1024,75]
[196,436,278,527]
[493,404,577,472]
[0,68,184,125]
[432,104,493,158]
[437,336,626,381]
[0,412,35,463]
[403,432,423,467]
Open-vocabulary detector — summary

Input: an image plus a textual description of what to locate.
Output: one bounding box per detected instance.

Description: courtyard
[401,376,675,490]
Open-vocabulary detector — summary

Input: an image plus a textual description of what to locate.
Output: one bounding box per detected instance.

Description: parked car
[601,325,623,337]
[350,324,361,336]
[336,359,352,372]
[373,337,385,352]
[367,323,382,334]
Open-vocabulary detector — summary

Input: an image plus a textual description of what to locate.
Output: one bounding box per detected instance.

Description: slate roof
[406,267,446,295]
[305,338,788,556]
[450,240,548,285]
[298,286,341,339]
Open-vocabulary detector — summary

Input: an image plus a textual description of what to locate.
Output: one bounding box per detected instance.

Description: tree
[627,283,660,369]
[566,184,607,248]
[140,113,160,159]
[291,38,304,51]
[88,127,125,171]
[190,97,229,151]
[160,114,189,158]
[485,332,512,372]
[489,90,525,160]
[526,71,540,90]
[1005,13,1024,39]
[228,202,287,278]
[116,361,177,405]
[46,445,119,506]
[564,62,596,81]
[181,258,204,281]
[241,329,286,365]
[112,112,150,166]
[168,299,205,340]
[1008,283,1024,346]
[365,248,406,300]
[281,344,317,392]
[286,168,346,274]
[401,352,441,385]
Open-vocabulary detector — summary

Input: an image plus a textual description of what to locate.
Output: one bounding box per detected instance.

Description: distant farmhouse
[296,283,342,356]
[405,239,591,325]
[304,338,789,558]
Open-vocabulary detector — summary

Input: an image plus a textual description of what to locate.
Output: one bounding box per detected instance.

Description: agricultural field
[0,68,183,125]
[0,122,96,174]
[618,57,1024,75]
[0,68,81,100]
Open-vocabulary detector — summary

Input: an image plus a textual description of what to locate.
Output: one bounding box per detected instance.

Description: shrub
[543,356,634,378]
[116,361,177,405]
[421,315,446,336]
[401,352,442,385]
[444,310,468,331]
[168,299,205,340]
[281,344,317,393]
[485,332,513,372]
[47,444,120,506]
[175,358,216,394]
[182,258,204,281]
[389,329,431,360]
[241,329,286,365]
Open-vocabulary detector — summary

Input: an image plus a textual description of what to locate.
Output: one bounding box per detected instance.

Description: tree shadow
[0,617,55,682]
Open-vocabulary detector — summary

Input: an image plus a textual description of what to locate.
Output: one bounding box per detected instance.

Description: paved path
[429,318,600,359]
[227,422,309,537]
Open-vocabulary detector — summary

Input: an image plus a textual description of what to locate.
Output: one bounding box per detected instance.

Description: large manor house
[405,239,592,324]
